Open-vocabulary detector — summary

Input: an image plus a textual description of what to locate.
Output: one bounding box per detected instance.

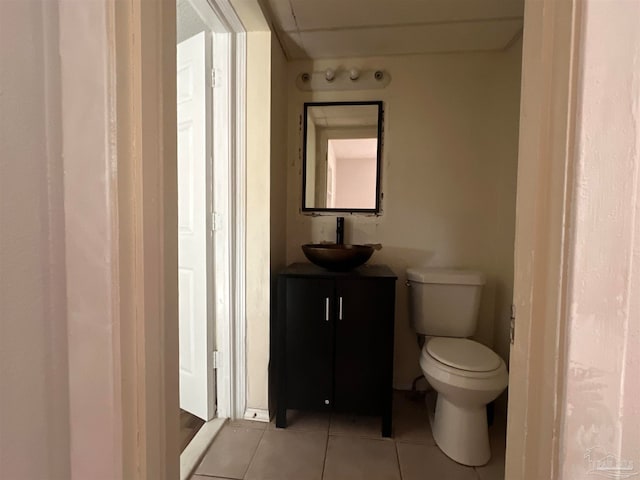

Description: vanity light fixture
[296,68,391,91]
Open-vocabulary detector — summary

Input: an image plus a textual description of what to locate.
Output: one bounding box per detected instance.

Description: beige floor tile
[244,429,327,480]
[397,443,478,480]
[323,435,400,480]
[475,423,506,480]
[195,426,264,479]
[268,410,331,433]
[392,392,435,444]
[329,413,382,439]
[191,476,235,480]
[227,418,269,430]
[475,457,505,480]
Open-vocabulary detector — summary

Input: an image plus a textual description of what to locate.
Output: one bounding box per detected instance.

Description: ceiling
[177,0,208,43]
[330,139,378,160]
[309,105,378,128]
[261,0,524,60]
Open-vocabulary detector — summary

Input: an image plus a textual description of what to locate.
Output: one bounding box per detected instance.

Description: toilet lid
[426,338,502,372]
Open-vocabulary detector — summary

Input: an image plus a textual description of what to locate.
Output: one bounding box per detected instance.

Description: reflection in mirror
[303,102,382,212]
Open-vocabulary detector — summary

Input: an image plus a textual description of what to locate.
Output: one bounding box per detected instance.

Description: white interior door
[177,31,215,421]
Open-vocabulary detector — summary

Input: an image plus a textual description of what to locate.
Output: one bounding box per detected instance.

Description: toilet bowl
[420,337,508,466]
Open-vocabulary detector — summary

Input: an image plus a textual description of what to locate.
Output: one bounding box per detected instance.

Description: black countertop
[279,262,397,279]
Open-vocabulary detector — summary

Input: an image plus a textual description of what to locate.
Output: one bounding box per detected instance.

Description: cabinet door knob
[325,297,330,322]
[324,399,330,405]
[339,296,343,320]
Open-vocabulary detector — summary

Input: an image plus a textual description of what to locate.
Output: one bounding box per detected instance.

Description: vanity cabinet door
[283,277,334,411]
[333,278,396,417]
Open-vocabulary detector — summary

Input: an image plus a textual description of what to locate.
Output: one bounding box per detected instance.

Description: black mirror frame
[301,101,384,214]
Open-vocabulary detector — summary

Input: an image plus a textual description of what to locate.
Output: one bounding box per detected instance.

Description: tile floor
[192,391,506,480]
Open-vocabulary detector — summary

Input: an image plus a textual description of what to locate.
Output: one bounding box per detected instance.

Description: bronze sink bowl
[301,243,375,271]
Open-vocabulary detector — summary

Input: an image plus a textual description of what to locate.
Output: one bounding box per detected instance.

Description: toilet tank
[406,267,485,337]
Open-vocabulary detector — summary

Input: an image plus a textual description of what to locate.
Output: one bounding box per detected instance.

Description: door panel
[177,31,214,421]
[285,278,334,411]
[334,278,394,415]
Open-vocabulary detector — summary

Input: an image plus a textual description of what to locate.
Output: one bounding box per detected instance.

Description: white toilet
[406,267,508,467]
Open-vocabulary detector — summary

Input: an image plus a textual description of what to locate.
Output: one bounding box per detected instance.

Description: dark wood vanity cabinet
[275,263,397,437]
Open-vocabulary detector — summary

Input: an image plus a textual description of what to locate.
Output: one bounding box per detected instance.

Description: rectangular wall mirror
[302,101,383,213]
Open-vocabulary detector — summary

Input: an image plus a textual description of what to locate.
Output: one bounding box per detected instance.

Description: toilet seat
[426,338,501,372]
[421,346,507,382]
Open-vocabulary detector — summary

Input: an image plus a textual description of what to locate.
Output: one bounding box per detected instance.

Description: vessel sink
[301,243,375,271]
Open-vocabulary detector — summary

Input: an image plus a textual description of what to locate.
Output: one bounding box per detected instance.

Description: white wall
[0,2,70,478]
[305,118,317,206]
[177,0,208,43]
[58,0,126,475]
[2,0,179,476]
[285,48,522,390]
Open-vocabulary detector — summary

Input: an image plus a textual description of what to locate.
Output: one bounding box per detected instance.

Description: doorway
[105,0,640,479]
[176,0,247,472]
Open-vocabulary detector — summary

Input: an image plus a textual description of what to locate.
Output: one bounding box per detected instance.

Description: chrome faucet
[336,217,345,244]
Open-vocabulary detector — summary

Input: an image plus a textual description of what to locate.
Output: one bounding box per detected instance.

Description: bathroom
[4,0,638,477]
[190,1,522,479]
[4,0,640,477]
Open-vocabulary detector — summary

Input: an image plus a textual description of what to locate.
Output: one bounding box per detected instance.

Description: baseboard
[180,417,227,480]
[243,408,270,423]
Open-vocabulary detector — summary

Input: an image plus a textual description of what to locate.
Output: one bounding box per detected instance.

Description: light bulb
[325,69,335,82]
[349,68,360,81]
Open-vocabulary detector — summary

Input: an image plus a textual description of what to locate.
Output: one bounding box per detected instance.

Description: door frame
[181,0,247,421]
[111,0,246,477]
[112,0,581,478]
[210,0,248,422]
[505,0,581,478]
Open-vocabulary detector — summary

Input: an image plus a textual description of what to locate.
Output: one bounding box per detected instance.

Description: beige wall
[487,38,523,364]
[269,35,289,412]
[0,2,71,478]
[245,30,273,412]
[285,49,522,390]
[270,35,288,317]
[560,0,640,476]
[236,0,289,416]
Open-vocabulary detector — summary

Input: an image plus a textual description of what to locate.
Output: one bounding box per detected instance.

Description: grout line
[236,403,501,479]
[502,27,523,51]
[394,440,403,480]
[240,427,267,480]
[320,429,330,480]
